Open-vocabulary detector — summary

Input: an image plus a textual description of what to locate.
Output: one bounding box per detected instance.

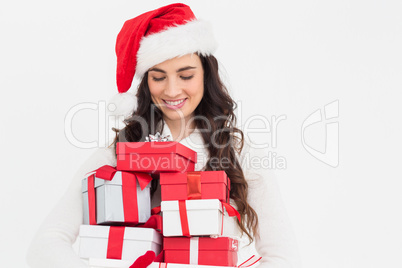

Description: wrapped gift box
[79,225,162,262]
[162,199,223,237]
[88,256,262,268]
[164,237,238,266]
[160,171,230,202]
[162,199,240,237]
[88,259,238,268]
[82,169,152,225]
[88,258,132,268]
[116,142,197,173]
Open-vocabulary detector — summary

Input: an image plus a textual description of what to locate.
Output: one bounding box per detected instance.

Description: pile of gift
[79,133,261,268]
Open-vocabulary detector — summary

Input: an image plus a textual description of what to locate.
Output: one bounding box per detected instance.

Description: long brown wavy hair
[110,54,259,241]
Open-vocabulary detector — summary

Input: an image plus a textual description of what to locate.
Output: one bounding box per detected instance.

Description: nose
[164,76,181,97]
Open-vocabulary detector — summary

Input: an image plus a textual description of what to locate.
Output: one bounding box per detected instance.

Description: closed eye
[152,77,166,82]
[181,75,194,80]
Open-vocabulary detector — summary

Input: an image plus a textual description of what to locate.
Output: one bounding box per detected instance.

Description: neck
[164,115,196,141]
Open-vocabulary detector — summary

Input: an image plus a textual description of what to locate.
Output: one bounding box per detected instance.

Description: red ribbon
[237,255,263,267]
[95,165,118,181]
[130,251,164,268]
[136,214,163,234]
[94,165,152,190]
[87,174,97,225]
[226,176,231,203]
[151,206,161,215]
[178,200,190,237]
[122,172,138,223]
[222,202,241,223]
[186,172,202,200]
[106,226,125,259]
[87,165,152,225]
[106,216,163,262]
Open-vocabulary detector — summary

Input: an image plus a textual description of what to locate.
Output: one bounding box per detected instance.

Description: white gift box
[162,199,237,237]
[79,225,162,262]
[88,258,132,268]
[82,171,151,225]
[88,259,239,268]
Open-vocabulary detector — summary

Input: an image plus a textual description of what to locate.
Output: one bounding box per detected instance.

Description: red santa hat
[109,3,217,117]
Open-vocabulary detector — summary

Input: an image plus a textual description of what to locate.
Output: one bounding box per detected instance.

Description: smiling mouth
[162,98,188,110]
[163,98,187,106]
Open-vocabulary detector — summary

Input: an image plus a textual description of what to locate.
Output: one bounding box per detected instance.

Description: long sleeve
[26,147,117,268]
[240,141,301,268]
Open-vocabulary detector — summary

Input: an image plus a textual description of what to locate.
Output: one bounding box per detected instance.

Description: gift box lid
[159,171,229,187]
[116,142,197,162]
[79,225,162,245]
[82,172,152,192]
[161,199,223,212]
[164,237,238,252]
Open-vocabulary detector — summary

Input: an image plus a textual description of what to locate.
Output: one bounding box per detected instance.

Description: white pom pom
[107,92,138,118]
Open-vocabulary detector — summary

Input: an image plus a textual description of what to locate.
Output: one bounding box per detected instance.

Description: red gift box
[116,142,197,173]
[163,237,238,266]
[160,171,230,202]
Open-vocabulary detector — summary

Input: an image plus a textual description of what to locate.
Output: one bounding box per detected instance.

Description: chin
[164,111,192,121]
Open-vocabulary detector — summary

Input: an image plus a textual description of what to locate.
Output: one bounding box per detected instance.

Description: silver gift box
[82,171,151,225]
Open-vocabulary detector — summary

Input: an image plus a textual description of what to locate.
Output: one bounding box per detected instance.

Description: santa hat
[109,3,218,118]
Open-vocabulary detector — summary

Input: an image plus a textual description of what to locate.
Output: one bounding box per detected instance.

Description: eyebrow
[148,66,197,74]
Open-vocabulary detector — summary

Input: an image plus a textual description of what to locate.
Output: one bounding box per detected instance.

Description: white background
[1,0,401,267]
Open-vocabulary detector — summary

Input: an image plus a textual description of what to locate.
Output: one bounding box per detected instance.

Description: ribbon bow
[145,132,172,142]
[95,165,152,190]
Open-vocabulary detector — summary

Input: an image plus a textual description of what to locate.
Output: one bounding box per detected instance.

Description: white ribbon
[189,237,199,264]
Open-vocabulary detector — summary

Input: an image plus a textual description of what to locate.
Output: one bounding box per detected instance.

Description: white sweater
[26,122,301,268]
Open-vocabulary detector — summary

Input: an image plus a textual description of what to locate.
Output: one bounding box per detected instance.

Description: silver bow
[145,132,172,142]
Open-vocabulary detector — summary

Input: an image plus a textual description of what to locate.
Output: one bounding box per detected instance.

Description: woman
[27,3,300,268]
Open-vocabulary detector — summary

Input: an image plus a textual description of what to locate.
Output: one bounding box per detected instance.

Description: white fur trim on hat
[107,92,138,118]
[135,19,218,79]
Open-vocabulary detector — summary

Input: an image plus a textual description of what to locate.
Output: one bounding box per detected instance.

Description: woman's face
[147,53,204,125]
